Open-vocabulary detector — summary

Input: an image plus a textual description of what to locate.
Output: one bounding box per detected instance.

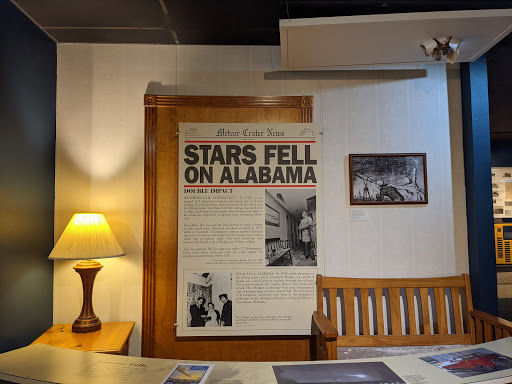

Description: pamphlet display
[176,123,323,337]
[492,167,512,218]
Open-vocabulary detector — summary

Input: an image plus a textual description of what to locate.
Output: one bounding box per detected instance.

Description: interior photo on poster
[272,362,405,384]
[420,348,512,378]
[265,188,317,267]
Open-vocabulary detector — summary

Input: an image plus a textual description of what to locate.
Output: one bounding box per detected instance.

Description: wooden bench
[265,238,292,266]
[312,274,512,360]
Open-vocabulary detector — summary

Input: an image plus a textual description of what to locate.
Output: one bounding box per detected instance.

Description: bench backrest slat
[344,288,356,336]
[329,288,338,330]
[360,288,370,335]
[405,288,416,335]
[434,287,448,334]
[317,274,473,346]
[419,287,431,335]
[375,287,385,335]
[389,287,401,335]
[450,287,463,335]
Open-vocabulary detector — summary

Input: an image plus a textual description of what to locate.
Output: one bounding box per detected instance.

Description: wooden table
[31,321,135,355]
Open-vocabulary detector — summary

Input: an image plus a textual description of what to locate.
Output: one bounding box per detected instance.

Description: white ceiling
[280,9,512,69]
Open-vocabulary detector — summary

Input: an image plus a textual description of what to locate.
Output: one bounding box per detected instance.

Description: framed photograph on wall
[349,153,428,205]
[265,204,280,226]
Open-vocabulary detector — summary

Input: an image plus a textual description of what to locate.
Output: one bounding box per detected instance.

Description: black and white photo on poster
[265,189,317,267]
[349,154,427,205]
[186,272,232,328]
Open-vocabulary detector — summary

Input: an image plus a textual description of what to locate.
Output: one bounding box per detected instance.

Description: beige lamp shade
[48,213,125,260]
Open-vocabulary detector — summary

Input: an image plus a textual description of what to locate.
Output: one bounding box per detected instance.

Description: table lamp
[48,213,125,333]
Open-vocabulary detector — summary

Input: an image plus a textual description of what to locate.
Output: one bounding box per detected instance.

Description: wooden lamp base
[72,260,103,333]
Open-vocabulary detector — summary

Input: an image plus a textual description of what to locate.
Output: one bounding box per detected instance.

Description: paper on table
[0,344,176,384]
[382,338,512,384]
[268,339,512,384]
[161,364,214,384]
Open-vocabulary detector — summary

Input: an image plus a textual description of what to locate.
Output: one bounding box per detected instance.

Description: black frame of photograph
[349,153,428,205]
[265,204,280,226]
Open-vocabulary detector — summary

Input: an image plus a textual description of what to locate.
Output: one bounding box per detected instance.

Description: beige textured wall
[54,44,468,356]
[447,65,469,275]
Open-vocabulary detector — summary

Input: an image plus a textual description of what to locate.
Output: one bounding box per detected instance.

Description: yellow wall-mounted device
[495,224,512,264]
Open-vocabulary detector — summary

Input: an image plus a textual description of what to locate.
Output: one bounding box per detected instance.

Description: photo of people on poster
[186,272,232,328]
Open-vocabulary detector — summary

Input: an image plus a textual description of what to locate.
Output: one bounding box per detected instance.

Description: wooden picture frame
[349,153,428,205]
[143,95,313,361]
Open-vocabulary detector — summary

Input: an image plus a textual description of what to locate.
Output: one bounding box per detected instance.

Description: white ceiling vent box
[279,9,512,70]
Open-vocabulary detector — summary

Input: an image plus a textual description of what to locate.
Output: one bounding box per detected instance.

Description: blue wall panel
[0,0,56,352]
[461,57,498,315]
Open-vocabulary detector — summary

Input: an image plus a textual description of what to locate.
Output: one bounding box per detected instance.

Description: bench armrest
[311,311,338,360]
[312,311,338,339]
[470,309,512,343]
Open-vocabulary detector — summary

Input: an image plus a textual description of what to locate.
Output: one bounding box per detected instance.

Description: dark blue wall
[0,0,56,352]
[488,39,512,168]
[461,57,498,316]
[491,138,512,167]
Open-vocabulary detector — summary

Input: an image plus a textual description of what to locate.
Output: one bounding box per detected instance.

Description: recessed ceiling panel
[174,28,279,45]
[13,0,166,28]
[46,28,171,44]
[161,0,280,44]
[280,10,512,69]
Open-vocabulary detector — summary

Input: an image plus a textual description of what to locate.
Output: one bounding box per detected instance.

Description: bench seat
[312,274,512,360]
[337,344,465,360]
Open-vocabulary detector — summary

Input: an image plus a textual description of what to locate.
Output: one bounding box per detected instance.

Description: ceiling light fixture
[420,37,461,64]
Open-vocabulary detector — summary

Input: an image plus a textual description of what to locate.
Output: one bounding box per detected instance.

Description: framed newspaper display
[143,94,315,361]
[176,123,323,337]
